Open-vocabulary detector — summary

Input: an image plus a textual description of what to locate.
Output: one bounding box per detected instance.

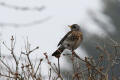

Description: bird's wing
[57,31,72,46]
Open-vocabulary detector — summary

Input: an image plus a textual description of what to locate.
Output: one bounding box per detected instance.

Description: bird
[52,24,83,58]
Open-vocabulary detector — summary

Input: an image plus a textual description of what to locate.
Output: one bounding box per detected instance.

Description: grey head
[68,24,81,31]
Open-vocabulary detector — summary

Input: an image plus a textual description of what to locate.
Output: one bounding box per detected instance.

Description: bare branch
[0,16,51,27]
[0,73,16,79]
[0,1,45,12]
[0,59,13,74]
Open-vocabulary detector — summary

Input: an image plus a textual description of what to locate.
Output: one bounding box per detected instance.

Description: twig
[10,36,19,79]
[73,52,106,78]
[96,45,111,74]
[34,59,43,76]
[58,57,60,75]
[53,63,58,72]
[0,17,51,27]
[49,68,51,80]
[0,73,16,79]
[44,53,63,80]
[2,42,11,51]
[26,46,39,55]
[0,59,13,74]
[0,1,45,12]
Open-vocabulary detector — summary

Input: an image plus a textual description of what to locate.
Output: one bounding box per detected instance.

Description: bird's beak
[68,25,72,28]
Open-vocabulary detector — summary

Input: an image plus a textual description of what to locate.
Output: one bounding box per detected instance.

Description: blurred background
[0,0,120,79]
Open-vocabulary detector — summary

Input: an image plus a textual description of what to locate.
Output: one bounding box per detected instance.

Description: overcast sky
[0,0,103,55]
[0,0,116,78]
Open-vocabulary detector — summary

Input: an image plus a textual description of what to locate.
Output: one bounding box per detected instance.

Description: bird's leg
[72,50,75,57]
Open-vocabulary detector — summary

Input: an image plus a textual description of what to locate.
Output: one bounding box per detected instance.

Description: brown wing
[57,31,72,46]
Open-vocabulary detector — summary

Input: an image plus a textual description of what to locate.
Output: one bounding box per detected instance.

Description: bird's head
[68,24,80,31]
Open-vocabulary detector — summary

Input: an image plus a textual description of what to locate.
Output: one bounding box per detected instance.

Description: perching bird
[52,24,83,58]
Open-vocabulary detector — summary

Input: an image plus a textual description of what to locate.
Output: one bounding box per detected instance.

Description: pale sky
[0,0,116,79]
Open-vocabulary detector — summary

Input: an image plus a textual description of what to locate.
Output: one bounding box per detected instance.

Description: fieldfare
[52,24,83,58]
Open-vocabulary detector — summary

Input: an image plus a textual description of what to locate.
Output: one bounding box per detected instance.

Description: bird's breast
[62,31,83,50]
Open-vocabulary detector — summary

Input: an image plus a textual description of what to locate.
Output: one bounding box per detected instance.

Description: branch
[0,73,16,79]
[0,1,45,12]
[0,16,51,27]
[0,59,13,74]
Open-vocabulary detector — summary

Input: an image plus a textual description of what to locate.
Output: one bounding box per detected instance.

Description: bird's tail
[52,46,65,58]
